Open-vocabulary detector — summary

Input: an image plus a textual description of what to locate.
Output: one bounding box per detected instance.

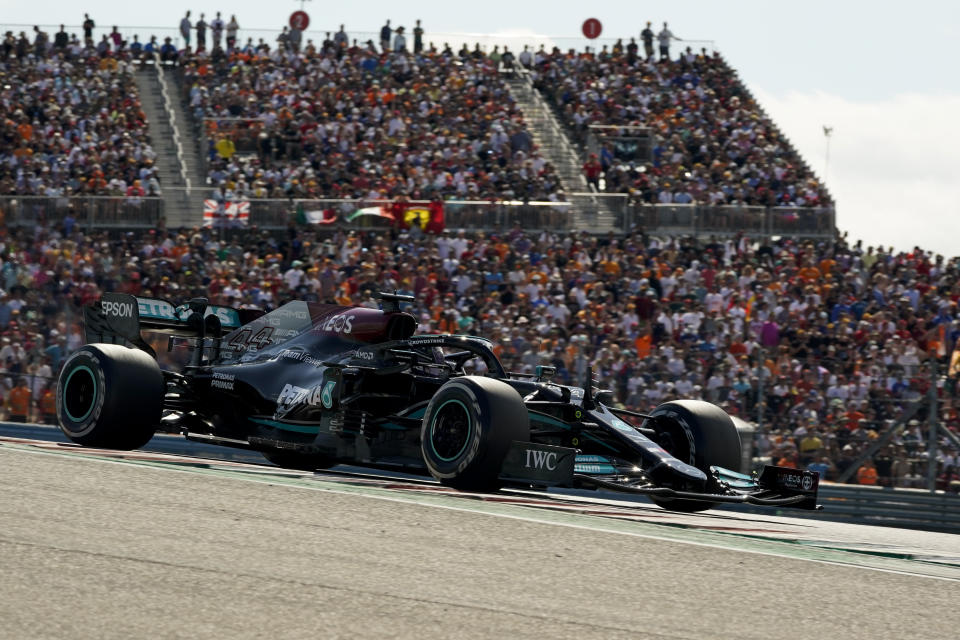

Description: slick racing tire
[261,450,336,471]
[57,344,164,450]
[421,376,529,491]
[648,400,741,513]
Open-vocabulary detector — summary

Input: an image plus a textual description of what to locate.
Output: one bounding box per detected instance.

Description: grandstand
[0,19,956,493]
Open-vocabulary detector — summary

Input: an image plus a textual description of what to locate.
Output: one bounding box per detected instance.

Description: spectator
[109,26,122,51]
[333,24,348,49]
[413,19,424,54]
[226,15,239,50]
[640,21,654,60]
[583,154,602,190]
[856,458,879,485]
[215,136,236,161]
[211,12,225,49]
[38,383,57,425]
[380,19,391,53]
[82,13,95,44]
[394,26,406,53]
[7,377,30,423]
[54,25,69,50]
[195,13,208,50]
[179,11,192,47]
[657,22,678,61]
[160,36,177,62]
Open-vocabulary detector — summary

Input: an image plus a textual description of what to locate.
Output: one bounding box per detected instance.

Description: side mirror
[596,390,614,405]
[535,365,556,382]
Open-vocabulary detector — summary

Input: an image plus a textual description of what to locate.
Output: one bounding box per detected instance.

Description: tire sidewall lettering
[423,382,485,478]
[58,350,107,437]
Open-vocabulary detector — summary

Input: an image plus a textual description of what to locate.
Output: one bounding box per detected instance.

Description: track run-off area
[2,425,958,639]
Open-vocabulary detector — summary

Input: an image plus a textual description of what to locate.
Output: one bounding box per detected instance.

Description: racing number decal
[228,326,275,351]
[320,381,336,409]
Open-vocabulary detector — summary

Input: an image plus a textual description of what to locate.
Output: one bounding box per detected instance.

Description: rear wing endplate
[84,293,262,357]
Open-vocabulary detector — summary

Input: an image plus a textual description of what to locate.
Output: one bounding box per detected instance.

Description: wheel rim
[430,399,472,462]
[63,365,97,423]
[655,413,694,466]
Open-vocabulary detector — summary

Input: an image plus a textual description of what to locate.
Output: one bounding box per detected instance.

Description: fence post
[927,358,939,491]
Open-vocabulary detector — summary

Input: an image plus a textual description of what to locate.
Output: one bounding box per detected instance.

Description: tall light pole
[822,125,833,184]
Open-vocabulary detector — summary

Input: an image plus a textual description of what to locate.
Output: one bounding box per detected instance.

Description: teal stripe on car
[249,417,321,434]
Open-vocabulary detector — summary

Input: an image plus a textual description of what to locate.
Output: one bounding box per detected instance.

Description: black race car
[57,292,820,512]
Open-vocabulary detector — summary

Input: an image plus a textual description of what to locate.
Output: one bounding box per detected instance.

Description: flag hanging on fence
[403,206,431,230]
[203,200,250,227]
[296,205,338,225]
[346,205,394,223]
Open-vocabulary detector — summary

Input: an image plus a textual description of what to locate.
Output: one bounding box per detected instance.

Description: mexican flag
[346,206,394,223]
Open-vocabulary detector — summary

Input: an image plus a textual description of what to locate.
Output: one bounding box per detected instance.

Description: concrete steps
[505,73,618,234]
[135,66,206,228]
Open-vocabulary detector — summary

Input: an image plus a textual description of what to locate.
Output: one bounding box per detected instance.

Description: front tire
[648,400,741,512]
[57,344,164,450]
[421,377,529,491]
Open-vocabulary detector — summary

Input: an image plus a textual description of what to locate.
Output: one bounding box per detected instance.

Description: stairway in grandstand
[505,71,618,233]
[134,63,205,228]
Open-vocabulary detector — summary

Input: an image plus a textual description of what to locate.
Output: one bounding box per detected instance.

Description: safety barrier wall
[723,483,960,533]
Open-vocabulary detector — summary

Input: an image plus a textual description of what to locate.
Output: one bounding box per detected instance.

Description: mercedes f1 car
[57,292,820,512]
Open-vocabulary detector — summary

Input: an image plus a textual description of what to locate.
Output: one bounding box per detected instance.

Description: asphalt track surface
[2,425,959,639]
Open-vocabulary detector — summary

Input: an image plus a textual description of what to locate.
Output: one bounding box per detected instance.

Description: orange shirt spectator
[857,463,879,486]
[39,388,57,424]
[16,122,33,141]
[8,383,31,422]
[634,333,653,359]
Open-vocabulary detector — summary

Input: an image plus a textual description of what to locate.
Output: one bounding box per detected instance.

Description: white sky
[2,0,958,256]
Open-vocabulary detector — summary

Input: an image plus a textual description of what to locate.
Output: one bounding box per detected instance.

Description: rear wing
[84,292,263,357]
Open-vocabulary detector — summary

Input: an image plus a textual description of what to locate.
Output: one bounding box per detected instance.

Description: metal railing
[154,55,192,194]
[511,68,590,192]
[8,23,717,58]
[0,196,164,230]
[241,198,575,232]
[625,203,835,238]
[0,192,834,237]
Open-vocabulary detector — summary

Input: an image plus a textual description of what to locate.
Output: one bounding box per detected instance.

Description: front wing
[498,442,821,510]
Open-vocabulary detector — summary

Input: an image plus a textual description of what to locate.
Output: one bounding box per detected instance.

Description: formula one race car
[57,292,820,512]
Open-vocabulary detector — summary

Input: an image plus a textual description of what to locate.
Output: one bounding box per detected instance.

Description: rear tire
[261,450,335,471]
[57,344,164,450]
[421,376,529,491]
[648,400,741,512]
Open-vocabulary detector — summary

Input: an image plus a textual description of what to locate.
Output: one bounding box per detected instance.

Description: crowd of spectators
[178,36,561,203]
[0,19,831,212]
[1,217,958,490]
[0,25,160,198]
[530,43,830,208]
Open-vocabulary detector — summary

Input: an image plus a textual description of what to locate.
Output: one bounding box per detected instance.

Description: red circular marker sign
[582,18,602,39]
[289,11,310,31]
